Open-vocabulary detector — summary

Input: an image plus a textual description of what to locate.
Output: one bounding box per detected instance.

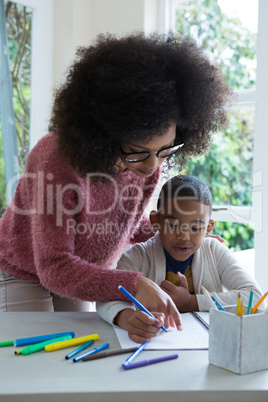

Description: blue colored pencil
[211,295,226,311]
[73,342,109,362]
[65,339,95,359]
[13,332,75,347]
[122,341,147,367]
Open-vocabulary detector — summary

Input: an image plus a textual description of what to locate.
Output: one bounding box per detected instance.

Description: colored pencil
[236,292,242,315]
[82,348,137,362]
[122,354,179,370]
[251,292,268,314]
[247,290,254,315]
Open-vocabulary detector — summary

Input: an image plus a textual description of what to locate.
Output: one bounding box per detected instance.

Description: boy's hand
[160,272,198,312]
[114,309,165,344]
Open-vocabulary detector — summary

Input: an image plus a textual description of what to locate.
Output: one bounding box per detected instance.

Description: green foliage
[6,1,32,170]
[179,110,254,207]
[177,110,255,251]
[214,221,254,252]
[175,0,257,90]
[174,0,256,251]
[0,2,31,213]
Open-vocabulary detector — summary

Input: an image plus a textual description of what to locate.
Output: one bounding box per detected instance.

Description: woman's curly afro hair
[49,32,233,176]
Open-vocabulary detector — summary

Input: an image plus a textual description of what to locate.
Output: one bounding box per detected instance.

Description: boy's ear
[149,210,158,224]
[150,210,160,231]
[206,219,215,235]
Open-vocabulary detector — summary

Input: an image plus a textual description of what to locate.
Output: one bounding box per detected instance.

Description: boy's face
[150,199,214,261]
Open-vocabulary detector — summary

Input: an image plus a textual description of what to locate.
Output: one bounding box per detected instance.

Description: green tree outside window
[0,1,31,215]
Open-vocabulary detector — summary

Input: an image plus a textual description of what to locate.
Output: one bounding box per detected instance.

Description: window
[0,1,33,213]
[0,0,53,210]
[160,0,258,252]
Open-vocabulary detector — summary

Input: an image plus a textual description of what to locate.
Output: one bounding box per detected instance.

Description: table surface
[0,312,268,402]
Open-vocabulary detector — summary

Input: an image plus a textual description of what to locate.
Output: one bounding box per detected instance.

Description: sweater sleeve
[97,242,149,324]
[196,240,264,311]
[31,187,143,302]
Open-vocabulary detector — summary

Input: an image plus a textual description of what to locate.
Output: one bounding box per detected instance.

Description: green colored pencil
[0,340,13,347]
[247,290,254,315]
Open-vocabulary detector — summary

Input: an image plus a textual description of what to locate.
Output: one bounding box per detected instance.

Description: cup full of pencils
[208,291,268,375]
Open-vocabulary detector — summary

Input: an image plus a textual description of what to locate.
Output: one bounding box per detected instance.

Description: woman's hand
[115,309,165,344]
[206,233,225,243]
[135,276,183,331]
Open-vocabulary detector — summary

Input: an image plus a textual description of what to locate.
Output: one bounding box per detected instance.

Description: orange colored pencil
[251,292,268,314]
[239,299,244,316]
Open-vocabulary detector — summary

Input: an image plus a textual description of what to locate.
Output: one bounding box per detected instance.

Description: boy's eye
[166,221,178,229]
[191,226,204,232]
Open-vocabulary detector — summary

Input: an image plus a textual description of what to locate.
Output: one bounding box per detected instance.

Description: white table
[0,312,268,402]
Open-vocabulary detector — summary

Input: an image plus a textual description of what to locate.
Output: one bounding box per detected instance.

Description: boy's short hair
[157,175,212,215]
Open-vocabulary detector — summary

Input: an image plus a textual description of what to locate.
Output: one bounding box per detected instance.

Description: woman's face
[120,123,177,178]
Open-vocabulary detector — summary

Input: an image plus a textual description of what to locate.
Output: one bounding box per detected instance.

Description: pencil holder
[209,306,268,374]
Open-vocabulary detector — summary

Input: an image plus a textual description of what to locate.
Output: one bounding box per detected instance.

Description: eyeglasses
[121,143,184,163]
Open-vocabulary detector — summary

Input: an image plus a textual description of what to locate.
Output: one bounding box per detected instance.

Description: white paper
[114,312,209,350]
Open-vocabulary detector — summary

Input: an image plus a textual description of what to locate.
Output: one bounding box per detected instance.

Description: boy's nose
[176,230,190,241]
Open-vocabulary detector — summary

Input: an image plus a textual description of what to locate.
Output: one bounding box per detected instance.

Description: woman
[0,32,232,326]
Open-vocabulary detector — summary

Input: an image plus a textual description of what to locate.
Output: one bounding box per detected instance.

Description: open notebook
[114,312,209,350]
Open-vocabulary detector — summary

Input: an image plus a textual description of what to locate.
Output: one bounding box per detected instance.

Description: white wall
[53,0,159,88]
[53,0,91,88]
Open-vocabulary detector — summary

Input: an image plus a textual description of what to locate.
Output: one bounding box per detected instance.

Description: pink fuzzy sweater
[0,133,160,301]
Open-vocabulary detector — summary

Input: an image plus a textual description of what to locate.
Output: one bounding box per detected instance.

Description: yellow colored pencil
[251,292,268,314]
[45,334,99,352]
[236,292,241,315]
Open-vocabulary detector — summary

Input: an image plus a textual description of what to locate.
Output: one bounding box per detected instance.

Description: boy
[97,175,263,343]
